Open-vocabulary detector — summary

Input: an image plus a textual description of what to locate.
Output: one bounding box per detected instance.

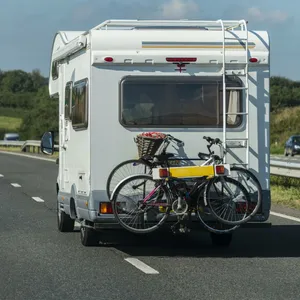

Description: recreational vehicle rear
[41,19,271,246]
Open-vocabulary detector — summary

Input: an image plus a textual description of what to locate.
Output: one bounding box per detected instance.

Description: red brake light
[159,168,169,178]
[249,57,258,63]
[166,57,197,62]
[104,57,113,62]
[215,165,225,174]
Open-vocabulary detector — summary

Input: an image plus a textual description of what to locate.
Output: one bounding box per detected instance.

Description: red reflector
[249,58,258,63]
[166,57,197,62]
[215,165,225,174]
[104,57,113,62]
[159,168,169,178]
[100,202,113,214]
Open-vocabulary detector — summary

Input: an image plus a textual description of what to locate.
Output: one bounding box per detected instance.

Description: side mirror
[41,131,54,155]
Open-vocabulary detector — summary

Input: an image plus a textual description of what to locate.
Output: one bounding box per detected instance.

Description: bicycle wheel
[229,166,262,219]
[195,183,240,234]
[111,174,172,234]
[204,176,252,226]
[106,159,152,199]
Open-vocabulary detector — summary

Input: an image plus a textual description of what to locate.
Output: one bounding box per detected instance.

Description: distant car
[284,135,300,156]
[3,133,20,141]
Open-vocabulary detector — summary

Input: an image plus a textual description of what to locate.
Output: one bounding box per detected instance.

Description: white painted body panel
[48,19,270,225]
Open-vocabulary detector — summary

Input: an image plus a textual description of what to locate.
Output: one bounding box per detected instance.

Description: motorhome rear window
[119,76,243,128]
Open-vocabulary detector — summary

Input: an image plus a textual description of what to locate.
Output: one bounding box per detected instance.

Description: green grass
[270,144,284,155]
[271,175,300,210]
[0,116,22,132]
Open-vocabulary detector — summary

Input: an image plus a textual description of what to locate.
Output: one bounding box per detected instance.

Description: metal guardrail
[0,140,59,154]
[1,140,300,177]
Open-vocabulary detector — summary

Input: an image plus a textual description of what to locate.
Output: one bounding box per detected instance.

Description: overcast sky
[0,0,297,80]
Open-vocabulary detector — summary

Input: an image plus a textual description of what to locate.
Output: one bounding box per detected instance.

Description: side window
[64,82,72,119]
[71,78,89,130]
[51,61,59,80]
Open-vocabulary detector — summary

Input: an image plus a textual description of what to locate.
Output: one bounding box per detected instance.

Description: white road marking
[11,183,21,187]
[0,174,3,177]
[270,211,300,223]
[124,258,159,274]
[32,197,45,203]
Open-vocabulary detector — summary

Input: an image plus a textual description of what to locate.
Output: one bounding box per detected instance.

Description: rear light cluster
[215,165,225,175]
[159,168,169,178]
[99,202,113,214]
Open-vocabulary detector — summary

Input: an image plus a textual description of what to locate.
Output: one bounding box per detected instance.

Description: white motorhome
[41,19,271,246]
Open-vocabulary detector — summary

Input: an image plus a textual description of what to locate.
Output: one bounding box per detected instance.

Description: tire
[205,176,252,226]
[57,201,75,232]
[80,223,99,246]
[210,232,233,247]
[229,166,262,219]
[111,174,171,234]
[106,159,152,199]
[284,148,288,156]
[196,184,240,234]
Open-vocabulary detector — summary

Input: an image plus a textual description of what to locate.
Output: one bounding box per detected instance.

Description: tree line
[0,69,58,140]
[0,70,299,140]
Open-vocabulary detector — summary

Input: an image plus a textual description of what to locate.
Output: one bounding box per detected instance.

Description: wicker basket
[135,134,165,158]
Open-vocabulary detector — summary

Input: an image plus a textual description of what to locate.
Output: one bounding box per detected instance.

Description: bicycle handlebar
[166,134,185,146]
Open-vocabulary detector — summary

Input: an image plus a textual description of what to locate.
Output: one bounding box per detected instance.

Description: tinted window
[64,82,72,119]
[71,78,88,130]
[120,76,243,127]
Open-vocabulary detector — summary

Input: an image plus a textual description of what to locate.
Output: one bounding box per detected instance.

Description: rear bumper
[89,211,272,231]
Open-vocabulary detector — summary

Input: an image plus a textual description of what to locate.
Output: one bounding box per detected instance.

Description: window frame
[118,75,244,129]
[71,78,89,131]
[64,81,72,120]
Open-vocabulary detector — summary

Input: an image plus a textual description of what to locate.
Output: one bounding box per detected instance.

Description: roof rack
[89,19,248,32]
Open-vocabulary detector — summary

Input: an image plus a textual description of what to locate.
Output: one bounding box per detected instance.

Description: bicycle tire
[111,174,172,234]
[204,176,252,226]
[230,166,263,219]
[106,159,152,199]
[195,183,240,234]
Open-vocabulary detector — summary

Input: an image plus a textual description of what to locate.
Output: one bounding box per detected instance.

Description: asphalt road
[1,152,300,300]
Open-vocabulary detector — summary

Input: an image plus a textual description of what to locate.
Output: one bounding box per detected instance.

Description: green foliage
[0,69,57,140]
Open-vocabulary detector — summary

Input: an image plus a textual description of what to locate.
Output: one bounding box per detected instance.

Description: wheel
[80,223,99,246]
[210,232,233,247]
[204,176,252,226]
[196,183,240,234]
[106,159,152,199]
[111,174,172,234]
[57,201,75,232]
[229,166,262,219]
[284,148,288,156]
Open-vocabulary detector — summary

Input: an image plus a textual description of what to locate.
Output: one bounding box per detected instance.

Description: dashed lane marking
[11,183,21,187]
[124,258,159,275]
[32,197,45,203]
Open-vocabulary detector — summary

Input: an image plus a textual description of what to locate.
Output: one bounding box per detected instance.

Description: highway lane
[1,152,300,300]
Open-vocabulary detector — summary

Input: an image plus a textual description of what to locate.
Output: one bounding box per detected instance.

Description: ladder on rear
[217,19,250,168]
